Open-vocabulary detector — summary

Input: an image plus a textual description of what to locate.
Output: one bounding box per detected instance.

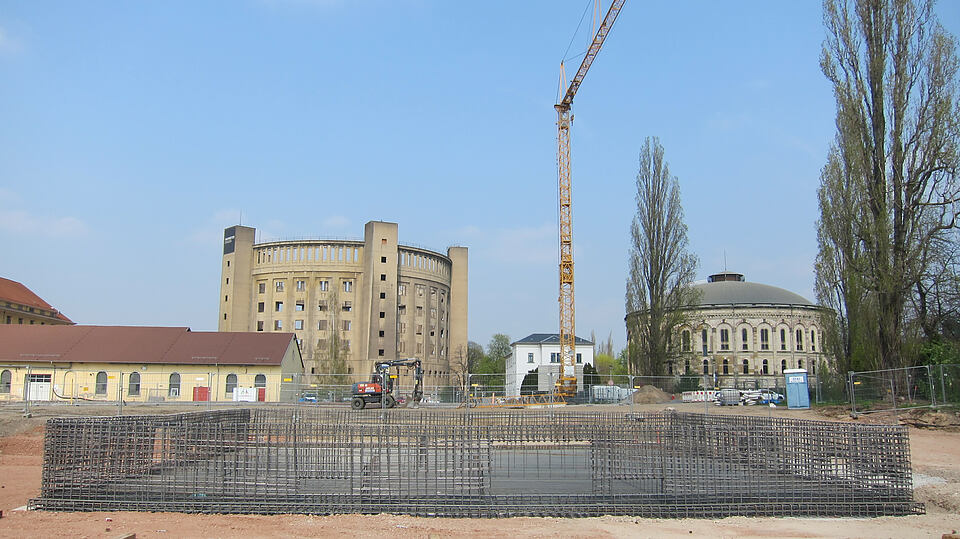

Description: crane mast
[555,0,625,397]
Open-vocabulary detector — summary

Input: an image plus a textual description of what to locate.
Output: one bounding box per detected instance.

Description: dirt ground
[0,402,958,538]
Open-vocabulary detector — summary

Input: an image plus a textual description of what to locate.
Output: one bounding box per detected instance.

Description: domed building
[625,272,832,383]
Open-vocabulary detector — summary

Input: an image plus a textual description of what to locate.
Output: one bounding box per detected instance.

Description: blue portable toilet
[783,368,810,409]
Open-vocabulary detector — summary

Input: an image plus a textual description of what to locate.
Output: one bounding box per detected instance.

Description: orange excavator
[351,358,424,410]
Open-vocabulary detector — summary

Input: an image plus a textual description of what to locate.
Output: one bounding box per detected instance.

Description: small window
[378,349,385,356]
[319,280,329,292]
[742,359,749,374]
[275,320,282,330]
[780,329,787,351]
[796,329,803,351]
[296,280,306,291]
[318,319,327,330]
[381,256,387,263]
[380,292,386,299]
[0,369,11,393]
[380,274,387,281]
[224,295,228,302]
[741,328,748,350]
[701,329,708,355]
[258,283,266,294]
[343,320,351,331]
[398,283,406,296]
[798,359,804,370]
[275,280,284,292]
[258,302,265,313]
[95,371,108,395]
[225,373,238,394]
[762,360,769,375]
[295,301,304,312]
[527,352,534,364]
[550,352,559,363]
[576,353,582,364]
[275,301,283,312]
[257,320,264,331]
[760,328,770,350]
[681,330,691,352]
[223,313,227,320]
[254,374,266,388]
[719,329,729,351]
[342,302,352,312]
[318,301,327,311]
[684,359,690,375]
[378,330,385,337]
[722,359,729,375]
[295,320,304,330]
[810,330,816,351]
[343,280,353,293]
[128,372,141,396]
[781,359,788,373]
[379,311,385,318]
[169,373,181,397]
[702,359,709,374]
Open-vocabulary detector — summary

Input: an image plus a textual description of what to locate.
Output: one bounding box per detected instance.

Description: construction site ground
[0,402,957,538]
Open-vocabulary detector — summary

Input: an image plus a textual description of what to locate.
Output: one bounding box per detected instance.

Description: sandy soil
[0,402,958,538]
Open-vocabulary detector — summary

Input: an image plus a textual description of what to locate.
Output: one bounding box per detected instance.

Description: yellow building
[0,325,303,402]
[0,277,73,326]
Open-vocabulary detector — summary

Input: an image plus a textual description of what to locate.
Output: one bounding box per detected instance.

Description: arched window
[681,330,691,352]
[742,359,749,374]
[810,330,816,351]
[796,329,804,351]
[225,373,238,394]
[684,359,690,375]
[0,370,10,393]
[780,328,787,350]
[762,359,769,375]
[701,329,708,355]
[169,373,181,397]
[95,371,108,395]
[722,359,729,375]
[128,372,141,396]
[781,359,787,373]
[741,328,749,350]
[702,359,709,375]
[254,374,266,388]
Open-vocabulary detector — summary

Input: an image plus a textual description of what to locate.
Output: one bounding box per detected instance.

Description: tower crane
[555,0,625,397]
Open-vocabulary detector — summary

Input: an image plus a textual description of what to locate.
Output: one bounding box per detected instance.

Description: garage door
[27,374,52,401]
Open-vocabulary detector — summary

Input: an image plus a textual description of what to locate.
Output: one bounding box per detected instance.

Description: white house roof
[512,333,594,346]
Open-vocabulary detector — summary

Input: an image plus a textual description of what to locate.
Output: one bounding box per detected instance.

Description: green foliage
[593,353,617,375]
[919,339,960,366]
[467,341,484,372]
[582,363,602,386]
[676,375,701,392]
[486,333,512,363]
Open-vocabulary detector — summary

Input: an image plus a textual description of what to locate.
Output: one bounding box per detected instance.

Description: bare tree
[819,0,960,370]
[313,286,351,384]
[626,137,700,376]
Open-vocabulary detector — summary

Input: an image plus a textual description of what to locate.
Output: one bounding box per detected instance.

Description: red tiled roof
[0,277,73,323]
[0,325,300,367]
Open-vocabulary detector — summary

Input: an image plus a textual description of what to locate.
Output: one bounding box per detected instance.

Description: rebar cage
[30,408,923,518]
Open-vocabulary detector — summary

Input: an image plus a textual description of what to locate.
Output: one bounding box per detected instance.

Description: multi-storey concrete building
[625,272,832,380]
[0,277,73,326]
[218,221,467,385]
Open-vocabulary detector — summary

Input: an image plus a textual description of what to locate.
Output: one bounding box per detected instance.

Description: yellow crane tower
[555,0,625,398]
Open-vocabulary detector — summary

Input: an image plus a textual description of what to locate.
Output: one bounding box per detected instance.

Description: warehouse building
[218,221,468,385]
[0,277,73,326]
[0,325,303,402]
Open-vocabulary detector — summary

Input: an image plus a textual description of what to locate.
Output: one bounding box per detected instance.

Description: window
[224,295,228,302]
[342,320,351,331]
[381,256,387,263]
[169,373,181,397]
[0,370,10,393]
[318,320,327,330]
[701,329,708,355]
[798,359,804,370]
[275,320,282,330]
[294,320,304,330]
[342,301,352,312]
[343,280,353,293]
[275,301,283,312]
[667,362,674,375]
[295,301,304,311]
[416,306,423,317]
[398,283,407,296]
[226,277,229,284]
[318,301,327,311]
[296,280,306,291]
[223,313,227,320]
[781,359,788,373]
[380,274,386,281]
[225,373,238,394]
[379,311,385,318]
[720,329,730,351]
[681,330,691,352]
[760,328,769,350]
[378,349,385,356]
[398,305,406,315]
[380,292,386,299]
[762,360,769,375]
[258,282,266,294]
[319,280,329,292]
[722,359,729,374]
[576,353,582,363]
[527,352,534,364]
[810,330,816,351]
[257,321,264,331]
[95,371,108,395]
[275,280,284,292]
[684,359,690,375]
[550,352,560,363]
[254,374,266,388]
[416,324,423,334]
[796,329,803,351]
[258,302,265,313]
[741,328,748,350]
[128,372,140,396]
[417,285,425,297]
[702,359,709,374]
[780,329,787,350]
[742,359,749,374]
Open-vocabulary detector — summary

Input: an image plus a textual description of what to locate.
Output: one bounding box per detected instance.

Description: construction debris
[30,408,922,518]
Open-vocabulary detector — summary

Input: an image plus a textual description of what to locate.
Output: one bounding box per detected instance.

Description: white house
[506,333,594,396]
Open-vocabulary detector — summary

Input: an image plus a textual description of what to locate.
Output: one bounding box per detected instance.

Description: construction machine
[351,358,424,410]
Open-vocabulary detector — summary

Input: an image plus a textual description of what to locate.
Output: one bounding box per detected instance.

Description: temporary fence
[30,407,922,518]
[849,363,960,415]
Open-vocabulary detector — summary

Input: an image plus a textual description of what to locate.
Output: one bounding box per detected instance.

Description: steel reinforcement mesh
[29,408,923,518]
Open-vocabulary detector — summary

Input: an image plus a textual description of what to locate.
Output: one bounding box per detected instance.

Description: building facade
[218,221,468,385]
[0,277,73,326]
[625,272,832,381]
[0,325,303,402]
[506,333,594,396]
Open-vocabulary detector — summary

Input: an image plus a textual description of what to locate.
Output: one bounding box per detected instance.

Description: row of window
[680,327,817,354]
[674,358,813,376]
[0,370,268,397]
[260,279,352,294]
[528,352,583,364]
[3,315,47,325]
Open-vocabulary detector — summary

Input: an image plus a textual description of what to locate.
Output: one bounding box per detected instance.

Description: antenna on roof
[239,210,243,226]
[723,250,727,272]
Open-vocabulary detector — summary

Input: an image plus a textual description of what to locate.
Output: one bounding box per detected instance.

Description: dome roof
[689,272,814,307]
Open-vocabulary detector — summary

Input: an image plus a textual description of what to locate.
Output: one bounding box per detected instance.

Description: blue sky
[2,1,958,353]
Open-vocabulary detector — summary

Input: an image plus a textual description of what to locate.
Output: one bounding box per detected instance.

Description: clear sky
[2,1,959,353]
